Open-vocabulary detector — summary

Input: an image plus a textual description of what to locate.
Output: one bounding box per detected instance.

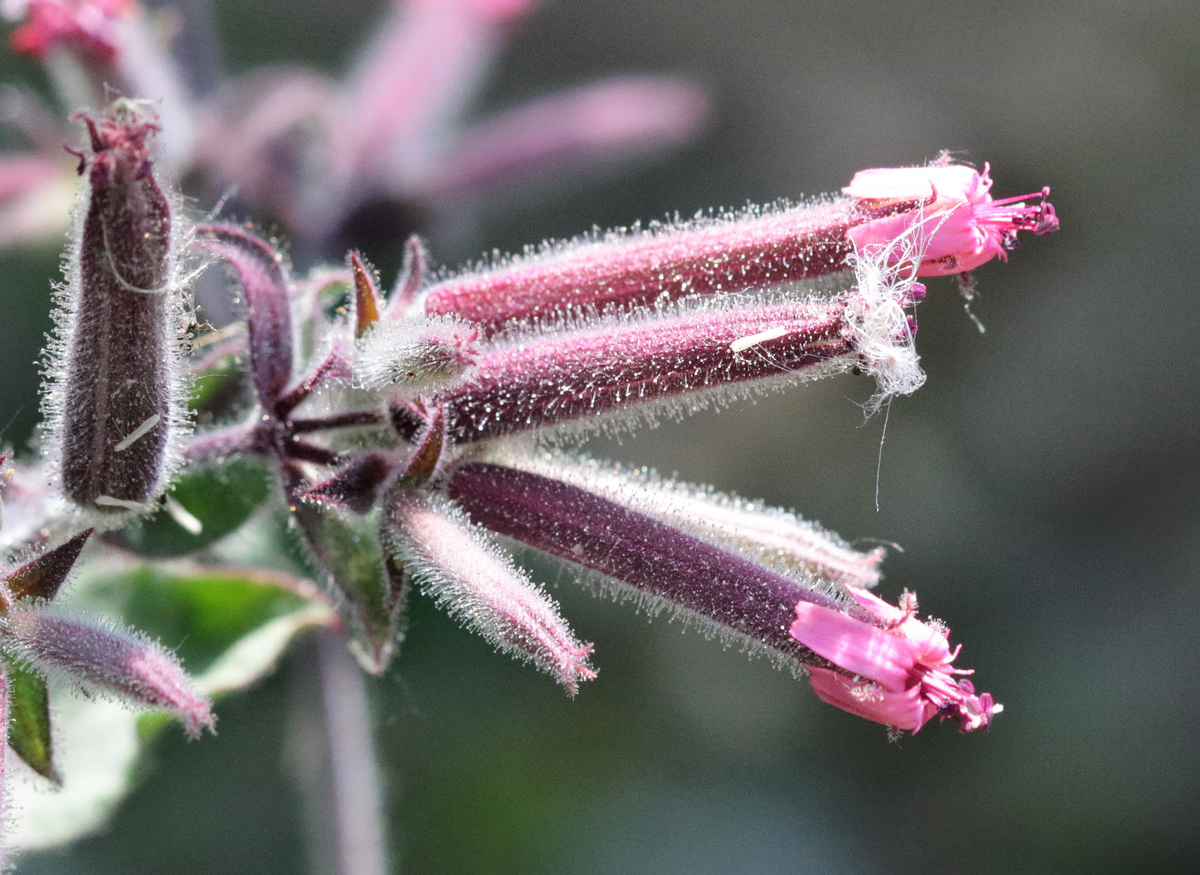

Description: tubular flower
[384,489,596,695]
[843,162,1059,276]
[790,584,1000,732]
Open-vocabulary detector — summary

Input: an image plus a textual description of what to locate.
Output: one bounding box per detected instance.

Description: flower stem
[292,629,391,875]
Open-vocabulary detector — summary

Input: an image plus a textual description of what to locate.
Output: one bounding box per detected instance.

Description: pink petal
[842,164,984,204]
[806,667,935,731]
[790,601,917,691]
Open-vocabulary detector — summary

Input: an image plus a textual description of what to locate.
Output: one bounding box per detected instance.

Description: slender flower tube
[844,162,1059,276]
[445,461,844,670]
[43,101,190,516]
[422,200,867,332]
[0,605,215,739]
[487,448,885,590]
[423,161,1057,333]
[447,462,995,731]
[441,284,920,443]
[384,488,596,695]
[790,584,1000,732]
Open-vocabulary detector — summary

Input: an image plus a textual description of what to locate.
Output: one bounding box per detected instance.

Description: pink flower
[843,162,1059,276]
[6,0,131,63]
[790,584,1000,732]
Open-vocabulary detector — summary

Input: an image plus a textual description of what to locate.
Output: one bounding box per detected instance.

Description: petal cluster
[791,585,1000,732]
[844,163,1059,276]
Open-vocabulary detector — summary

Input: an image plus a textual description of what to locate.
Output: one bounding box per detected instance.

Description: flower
[384,489,596,695]
[790,584,1000,732]
[5,0,131,63]
[844,162,1059,276]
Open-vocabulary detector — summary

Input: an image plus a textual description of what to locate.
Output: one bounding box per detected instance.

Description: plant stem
[292,630,391,875]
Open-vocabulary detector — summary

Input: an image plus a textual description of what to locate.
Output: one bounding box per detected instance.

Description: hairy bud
[0,605,214,739]
[384,489,596,695]
[43,100,191,516]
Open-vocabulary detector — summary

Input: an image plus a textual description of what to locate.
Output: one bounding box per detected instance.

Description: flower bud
[198,223,295,409]
[43,100,190,516]
[384,489,595,695]
[0,605,214,739]
[354,313,479,398]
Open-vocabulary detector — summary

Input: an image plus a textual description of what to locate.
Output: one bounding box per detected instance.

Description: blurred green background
[4,0,1198,872]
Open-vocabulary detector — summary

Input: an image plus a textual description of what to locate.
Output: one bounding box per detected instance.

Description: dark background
[5,0,1198,872]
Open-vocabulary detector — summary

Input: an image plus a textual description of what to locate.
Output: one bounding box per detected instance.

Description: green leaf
[292,502,407,674]
[104,457,272,558]
[9,695,143,852]
[4,658,59,783]
[77,563,335,676]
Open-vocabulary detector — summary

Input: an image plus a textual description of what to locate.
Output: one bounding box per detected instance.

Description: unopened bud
[354,313,479,397]
[384,489,596,695]
[44,100,190,516]
[0,605,214,739]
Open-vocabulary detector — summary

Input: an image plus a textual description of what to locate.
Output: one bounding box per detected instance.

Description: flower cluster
[182,152,1044,716]
[0,0,1058,862]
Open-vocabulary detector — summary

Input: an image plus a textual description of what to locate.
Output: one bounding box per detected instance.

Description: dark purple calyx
[442,298,849,442]
[197,223,295,409]
[447,462,838,664]
[423,203,863,334]
[59,105,175,512]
